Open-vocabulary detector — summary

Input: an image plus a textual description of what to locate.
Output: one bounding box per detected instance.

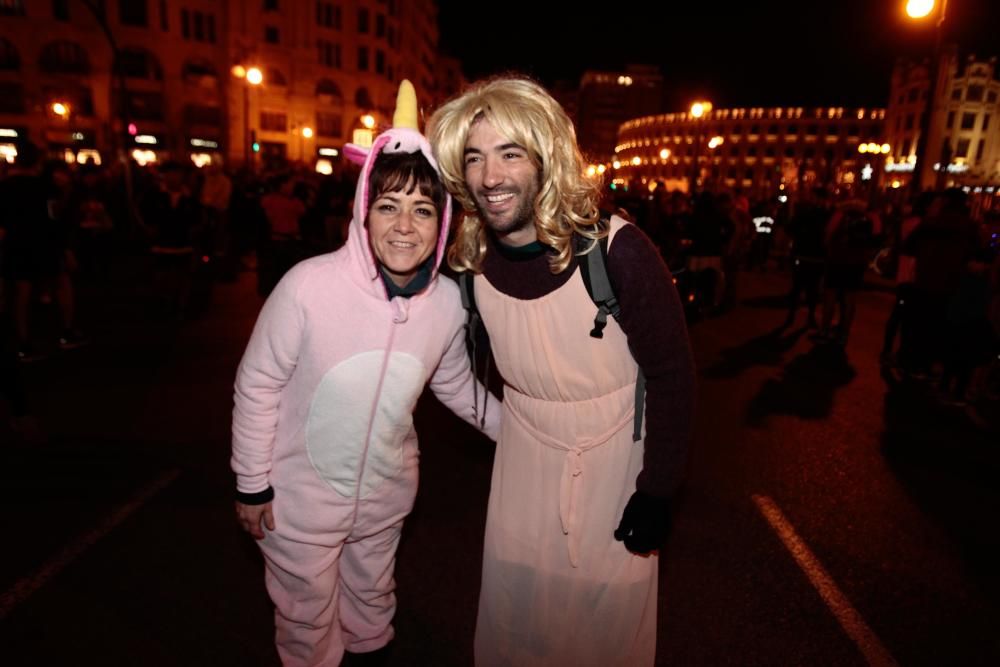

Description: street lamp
[689,100,712,193]
[905,0,950,191]
[51,102,70,119]
[905,0,935,18]
[233,64,263,170]
[299,126,314,163]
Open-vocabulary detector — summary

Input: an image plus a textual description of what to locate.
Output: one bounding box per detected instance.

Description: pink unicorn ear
[344,143,369,166]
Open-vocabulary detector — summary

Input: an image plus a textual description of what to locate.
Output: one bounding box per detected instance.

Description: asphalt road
[2,262,997,666]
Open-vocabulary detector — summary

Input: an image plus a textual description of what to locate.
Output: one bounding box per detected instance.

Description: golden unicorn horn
[392,79,418,129]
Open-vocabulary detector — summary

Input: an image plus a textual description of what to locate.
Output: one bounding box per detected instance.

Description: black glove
[614,491,671,554]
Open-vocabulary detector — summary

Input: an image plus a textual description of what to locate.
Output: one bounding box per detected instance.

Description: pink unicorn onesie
[231,80,501,665]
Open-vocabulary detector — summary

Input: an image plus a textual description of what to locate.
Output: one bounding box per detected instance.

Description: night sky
[437,0,1000,111]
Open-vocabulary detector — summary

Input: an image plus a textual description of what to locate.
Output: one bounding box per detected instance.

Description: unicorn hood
[343,80,453,298]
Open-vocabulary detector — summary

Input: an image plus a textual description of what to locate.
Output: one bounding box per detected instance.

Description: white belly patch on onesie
[306,350,426,498]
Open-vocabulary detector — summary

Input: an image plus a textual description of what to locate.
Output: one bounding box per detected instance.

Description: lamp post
[707,135,724,186]
[300,125,313,163]
[232,65,263,171]
[906,0,950,192]
[72,0,137,228]
[689,101,712,194]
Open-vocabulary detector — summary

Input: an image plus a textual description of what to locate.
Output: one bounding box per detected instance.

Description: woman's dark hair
[368,151,445,219]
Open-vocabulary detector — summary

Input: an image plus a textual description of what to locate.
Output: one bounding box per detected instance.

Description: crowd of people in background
[606,179,1000,410]
[2,140,1000,434]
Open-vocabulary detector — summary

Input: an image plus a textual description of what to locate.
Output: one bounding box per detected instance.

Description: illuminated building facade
[615,106,886,196]
[0,0,443,169]
[576,65,664,160]
[886,51,1000,189]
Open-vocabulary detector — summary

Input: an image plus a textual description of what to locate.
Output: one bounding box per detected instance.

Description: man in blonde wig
[428,77,695,666]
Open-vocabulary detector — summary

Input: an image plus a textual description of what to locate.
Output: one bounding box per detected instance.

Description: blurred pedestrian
[0,142,84,360]
[784,187,831,329]
[814,200,880,345]
[880,192,932,367]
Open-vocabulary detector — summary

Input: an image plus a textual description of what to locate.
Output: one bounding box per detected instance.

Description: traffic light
[250,130,259,153]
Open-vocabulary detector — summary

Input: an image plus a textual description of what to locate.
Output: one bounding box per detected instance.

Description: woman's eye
[377,203,395,213]
[416,207,436,217]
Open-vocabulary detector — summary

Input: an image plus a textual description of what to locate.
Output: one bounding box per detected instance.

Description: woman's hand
[235,501,275,539]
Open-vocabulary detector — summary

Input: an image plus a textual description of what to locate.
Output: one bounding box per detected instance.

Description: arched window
[115,48,163,81]
[355,86,373,109]
[268,68,287,86]
[316,78,342,99]
[39,40,89,74]
[0,38,19,71]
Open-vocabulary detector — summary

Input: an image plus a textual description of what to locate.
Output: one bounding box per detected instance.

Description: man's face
[463,118,540,245]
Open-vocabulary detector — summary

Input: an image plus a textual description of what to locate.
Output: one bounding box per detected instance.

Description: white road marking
[0,468,180,620]
[752,493,899,667]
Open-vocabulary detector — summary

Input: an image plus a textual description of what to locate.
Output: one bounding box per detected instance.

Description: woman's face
[368,183,440,287]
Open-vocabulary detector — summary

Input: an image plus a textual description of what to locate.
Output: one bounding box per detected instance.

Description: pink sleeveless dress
[473,218,658,666]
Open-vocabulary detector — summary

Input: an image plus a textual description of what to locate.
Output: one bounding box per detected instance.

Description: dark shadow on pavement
[746,342,856,426]
[739,294,790,310]
[702,325,806,380]
[880,373,1000,605]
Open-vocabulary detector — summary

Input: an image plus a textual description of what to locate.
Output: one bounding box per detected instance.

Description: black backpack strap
[578,219,644,442]
[459,269,476,313]
[578,233,620,339]
[459,272,489,431]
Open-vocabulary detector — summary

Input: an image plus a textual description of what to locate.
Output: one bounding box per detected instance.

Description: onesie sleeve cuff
[235,486,275,505]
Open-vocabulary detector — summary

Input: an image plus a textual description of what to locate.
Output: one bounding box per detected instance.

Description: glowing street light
[905,0,935,18]
[51,102,70,118]
[361,114,376,129]
[301,127,314,139]
[246,67,263,86]
[708,136,724,149]
[659,148,671,159]
[231,64,247,79]
[690,101,712,119]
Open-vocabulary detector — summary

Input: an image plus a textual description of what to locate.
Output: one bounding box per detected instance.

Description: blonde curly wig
[427,76,604,274]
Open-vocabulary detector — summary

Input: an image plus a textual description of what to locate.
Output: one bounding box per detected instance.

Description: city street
[1,262,998,666]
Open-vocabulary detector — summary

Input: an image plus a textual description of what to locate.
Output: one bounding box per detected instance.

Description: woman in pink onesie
[231,81,500,666]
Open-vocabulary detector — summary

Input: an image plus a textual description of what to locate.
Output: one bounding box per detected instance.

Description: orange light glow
[905,0,935,19]
[690,101,712,119]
